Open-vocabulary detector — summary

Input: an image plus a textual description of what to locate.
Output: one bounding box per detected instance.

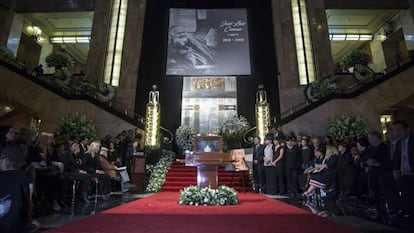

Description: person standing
[272,137,285,195]
[284,137,300,196]
[263,134,275,195]
[252,136,265,193]
[379,121,414,216]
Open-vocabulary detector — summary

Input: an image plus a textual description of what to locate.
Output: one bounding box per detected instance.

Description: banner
[166,8,251,76]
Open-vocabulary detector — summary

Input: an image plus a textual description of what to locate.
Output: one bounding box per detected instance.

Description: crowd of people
[0,126,143,233]
[252,120,414,219]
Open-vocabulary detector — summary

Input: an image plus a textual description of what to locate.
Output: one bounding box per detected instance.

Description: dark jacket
[284,145,300,170]
[393,134,414,172]
[253,144,265,164]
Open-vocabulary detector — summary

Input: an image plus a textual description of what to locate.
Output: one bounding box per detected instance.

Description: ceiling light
[50,36,90,44]
[329,34,373,41]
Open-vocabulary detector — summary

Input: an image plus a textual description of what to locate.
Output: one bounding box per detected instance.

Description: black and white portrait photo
[166,8,251,76]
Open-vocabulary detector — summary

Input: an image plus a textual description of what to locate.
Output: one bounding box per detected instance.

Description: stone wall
[0,65,139,138]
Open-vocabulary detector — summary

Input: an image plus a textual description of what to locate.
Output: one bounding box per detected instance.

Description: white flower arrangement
[220,115,250,149]
[179,185,239,206]
[145,150,174,192]
[327,114,369,141]
[175,125,199,151]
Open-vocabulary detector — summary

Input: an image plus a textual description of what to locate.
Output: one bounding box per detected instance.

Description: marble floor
[31,192,412,233]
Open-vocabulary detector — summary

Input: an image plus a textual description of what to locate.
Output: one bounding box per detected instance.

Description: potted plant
[342,50,370,73]
[45,51,73,78]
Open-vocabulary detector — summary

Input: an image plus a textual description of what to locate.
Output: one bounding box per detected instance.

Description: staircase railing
[273,58,414,125]
[0,59,145,128]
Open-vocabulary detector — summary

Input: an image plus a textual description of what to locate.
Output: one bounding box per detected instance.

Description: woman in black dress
[82,140,111,199]
[272,137,285,195]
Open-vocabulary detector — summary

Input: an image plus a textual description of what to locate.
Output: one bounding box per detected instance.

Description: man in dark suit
[252,136,265,193]
[379,120,414,216]
[79,137,89,156]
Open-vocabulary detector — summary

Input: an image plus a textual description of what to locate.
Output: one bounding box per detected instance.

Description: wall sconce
[255,85,270,144]
[26,25,42,41]
[144,85,161,150]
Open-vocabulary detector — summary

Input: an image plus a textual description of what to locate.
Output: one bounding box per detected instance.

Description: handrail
[272,58,414,125]
[0,59,145,129]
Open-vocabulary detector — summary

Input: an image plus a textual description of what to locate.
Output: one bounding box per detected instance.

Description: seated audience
[52,141,92,203]
[81,140,111,200]
[303,145,338,197]
[99,146,135,193]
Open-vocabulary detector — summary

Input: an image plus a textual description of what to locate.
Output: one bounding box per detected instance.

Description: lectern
[185,136,231,188]
[131,155,146,193]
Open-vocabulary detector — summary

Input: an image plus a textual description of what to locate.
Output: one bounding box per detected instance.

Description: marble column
[0,0,16,46]
[86,0,112,83]
[306,0,334,78]
[271,0,308,114]
[116,0,147,117]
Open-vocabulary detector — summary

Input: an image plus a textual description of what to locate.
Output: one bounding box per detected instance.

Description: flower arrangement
[145,150,175,192]
[179,185,239,206]
[220,115,250,149]
[327,114,369,141]
[175,125,199,151]
[55,113,97,142]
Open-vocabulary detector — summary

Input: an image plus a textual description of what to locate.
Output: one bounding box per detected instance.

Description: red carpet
[45,192,360,233]
[162,162,249,192]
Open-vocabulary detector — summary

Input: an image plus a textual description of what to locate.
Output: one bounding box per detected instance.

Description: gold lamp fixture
[255,85,270,144]
[26,25,42,41]
[144,85,161,149]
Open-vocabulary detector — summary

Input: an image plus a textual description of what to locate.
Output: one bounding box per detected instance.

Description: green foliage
[342,50,370,67]
[55,113,97,142]
[327,114,369,141]
[220,115,250,149]
[45,51,73,68]
[145,150,174,192]
[179,185,239,206]
[175,125,199,151]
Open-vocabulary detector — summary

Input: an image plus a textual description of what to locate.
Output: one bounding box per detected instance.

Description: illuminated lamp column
[144,85,161,150]
[255,85,270,144]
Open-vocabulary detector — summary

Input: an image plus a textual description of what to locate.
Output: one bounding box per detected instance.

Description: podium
[185,152,232,188]
[131,156,146,193]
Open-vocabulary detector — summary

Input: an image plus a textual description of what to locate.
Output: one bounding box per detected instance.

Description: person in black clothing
[82,140,111,199]
[272,137,285,195]
[0,125,15,153]
[252,136,265,193]
[336,142,356,197]
[366,131,389,201]
[284,137,300,196]
[0,145,34,233]
[52,142,92,203]
[79,137,89,157]
[125,139,142,177]
[355,137,371,196]
[380,121,414,216]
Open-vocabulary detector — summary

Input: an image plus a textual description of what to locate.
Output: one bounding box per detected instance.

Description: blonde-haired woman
[82,140,111,200]
[302,145,339,197]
